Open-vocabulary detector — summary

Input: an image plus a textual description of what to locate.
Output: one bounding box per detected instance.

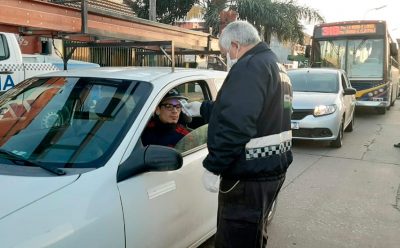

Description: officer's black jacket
[201,42,293,180]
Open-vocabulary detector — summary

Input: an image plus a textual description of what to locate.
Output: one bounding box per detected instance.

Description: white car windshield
[288,71,339,93]
[0,77,151,170]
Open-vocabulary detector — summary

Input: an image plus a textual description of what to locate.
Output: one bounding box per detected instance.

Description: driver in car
[141,89,190,147]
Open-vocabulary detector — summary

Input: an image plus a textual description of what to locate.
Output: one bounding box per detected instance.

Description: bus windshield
[314,40,347,69]
[314,38,384,78]
[346,39,384,78]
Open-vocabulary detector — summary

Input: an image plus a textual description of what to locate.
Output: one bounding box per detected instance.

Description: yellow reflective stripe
[355,83,386,98]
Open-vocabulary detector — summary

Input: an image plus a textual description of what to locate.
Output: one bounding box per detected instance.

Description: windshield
[313,40,347,69]
[346,39,384,78]
[0,34,9,61]
[288,71,339,93]
[0,77,151,169]
[313,38,384,78]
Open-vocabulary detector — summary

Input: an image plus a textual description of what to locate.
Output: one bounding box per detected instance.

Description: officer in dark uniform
[185,21,293,248]
[141,89,190,147]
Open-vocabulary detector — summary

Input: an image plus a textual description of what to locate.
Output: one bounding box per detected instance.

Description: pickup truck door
[0,33,23,92]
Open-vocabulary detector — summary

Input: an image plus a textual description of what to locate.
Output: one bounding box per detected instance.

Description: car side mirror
[117,144,183,182]
[145,145,183,171]
[390,43,398,57]
[305,45,311,58]
[343,87,357,95]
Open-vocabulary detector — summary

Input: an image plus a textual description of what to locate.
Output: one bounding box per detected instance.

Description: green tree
[201,0,226,36]
[204,0,324,45]
[124,0,198,24]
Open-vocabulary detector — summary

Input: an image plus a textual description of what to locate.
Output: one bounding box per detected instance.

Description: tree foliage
[124,0,198,24]
[204,0,324,45]
[200,0,227,36]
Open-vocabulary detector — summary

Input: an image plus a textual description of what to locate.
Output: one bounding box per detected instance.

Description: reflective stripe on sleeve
[245,130,292,149]
[245,131,292,160]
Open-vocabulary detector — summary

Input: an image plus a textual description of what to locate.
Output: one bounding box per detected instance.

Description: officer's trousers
[214,177,285,248]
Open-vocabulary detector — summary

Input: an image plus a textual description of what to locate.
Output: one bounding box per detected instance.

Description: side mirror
[144,145,183,172]
[343,87,357,95]
[305,45,311,58]
[41,41,52,55]
[390,43,398,57]
[117,145,183,182]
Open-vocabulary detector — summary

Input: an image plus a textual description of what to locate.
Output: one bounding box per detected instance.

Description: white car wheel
[345,113,354,132]
[331,121,343,148]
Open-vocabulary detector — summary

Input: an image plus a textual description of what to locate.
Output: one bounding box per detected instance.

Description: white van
[0,32,99,92]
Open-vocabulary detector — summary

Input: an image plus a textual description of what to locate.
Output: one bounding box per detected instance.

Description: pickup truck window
[0,34,10,61]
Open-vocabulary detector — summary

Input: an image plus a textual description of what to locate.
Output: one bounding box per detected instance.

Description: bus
[310,20,399,114]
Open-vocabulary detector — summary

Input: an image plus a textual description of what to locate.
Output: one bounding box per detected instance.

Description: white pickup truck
[0,32,99,92]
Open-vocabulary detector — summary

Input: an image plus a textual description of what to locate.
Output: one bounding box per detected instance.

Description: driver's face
[157,99,182,124]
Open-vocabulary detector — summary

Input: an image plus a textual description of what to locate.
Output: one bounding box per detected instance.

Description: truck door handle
[0,70,14,75]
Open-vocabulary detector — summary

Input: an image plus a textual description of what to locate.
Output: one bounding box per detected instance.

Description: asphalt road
[269,104,400,248]
[201,103,400,248]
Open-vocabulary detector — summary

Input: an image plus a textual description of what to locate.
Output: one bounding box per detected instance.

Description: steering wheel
[39,106,71,129]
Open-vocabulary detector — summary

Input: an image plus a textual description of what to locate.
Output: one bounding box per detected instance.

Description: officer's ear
[230,41,239,50]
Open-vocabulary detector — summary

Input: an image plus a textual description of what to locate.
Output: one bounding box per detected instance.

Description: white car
[288,68,357,148]
[0,67,229,248]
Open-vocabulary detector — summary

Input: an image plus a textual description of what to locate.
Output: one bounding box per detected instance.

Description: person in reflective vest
[184,21,293,248]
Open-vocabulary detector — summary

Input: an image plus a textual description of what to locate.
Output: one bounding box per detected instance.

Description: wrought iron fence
[64,41,186,67]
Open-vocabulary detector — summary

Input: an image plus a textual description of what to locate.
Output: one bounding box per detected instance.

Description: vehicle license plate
[291,121,299,129]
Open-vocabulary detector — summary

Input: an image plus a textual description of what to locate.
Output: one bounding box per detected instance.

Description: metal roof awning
[0,0,220,53]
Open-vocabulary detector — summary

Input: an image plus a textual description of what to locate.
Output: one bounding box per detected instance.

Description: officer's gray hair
[219,21,261,50]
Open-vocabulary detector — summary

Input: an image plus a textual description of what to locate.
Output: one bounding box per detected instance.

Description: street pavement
[268,104,400,248]
[200,102,400,248]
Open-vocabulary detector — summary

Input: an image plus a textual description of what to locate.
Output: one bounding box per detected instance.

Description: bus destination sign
[321,24,377,36]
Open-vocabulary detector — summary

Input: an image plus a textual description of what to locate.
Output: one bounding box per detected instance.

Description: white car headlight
[313,104,337,117]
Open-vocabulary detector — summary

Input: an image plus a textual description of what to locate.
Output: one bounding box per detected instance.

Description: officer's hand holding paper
[181,101,202,117]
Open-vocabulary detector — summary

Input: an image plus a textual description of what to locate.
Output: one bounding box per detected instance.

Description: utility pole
[81,0,88,34]
[149,0,156,21]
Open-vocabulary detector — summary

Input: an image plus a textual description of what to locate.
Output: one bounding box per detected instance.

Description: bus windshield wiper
[0,148,66,176]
